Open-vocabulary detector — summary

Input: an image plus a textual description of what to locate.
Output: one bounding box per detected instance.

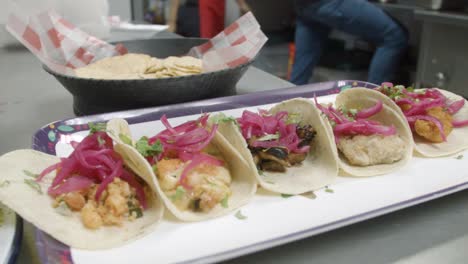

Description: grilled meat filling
[250,125,316,172]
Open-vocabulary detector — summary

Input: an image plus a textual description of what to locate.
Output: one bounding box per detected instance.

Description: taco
[0,124,164,250]
[213,98,339,195]
[315,88,413,177]
[376,83,468,157]
[108,116,257,221]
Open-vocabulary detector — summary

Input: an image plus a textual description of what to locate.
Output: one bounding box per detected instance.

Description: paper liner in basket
[6,9,267,76]
[188,12,268,72]
[5,10,127,75]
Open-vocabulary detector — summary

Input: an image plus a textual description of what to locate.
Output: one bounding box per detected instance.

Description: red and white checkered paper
[6,10,127,75]
[189,12,268,72]
[6,10,266,75]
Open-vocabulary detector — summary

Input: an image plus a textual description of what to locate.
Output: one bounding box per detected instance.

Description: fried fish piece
[414,107,453,143]
[338,134,406,166]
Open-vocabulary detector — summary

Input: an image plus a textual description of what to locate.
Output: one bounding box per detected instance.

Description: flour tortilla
[110,119,257,222]
[216,98,339,195]
[379,88,468,157]
[107,118,134,145]
[0,148,164,250]
[334,88,413,176]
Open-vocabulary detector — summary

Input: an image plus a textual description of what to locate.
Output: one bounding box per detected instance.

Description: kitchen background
[2,0,468,97]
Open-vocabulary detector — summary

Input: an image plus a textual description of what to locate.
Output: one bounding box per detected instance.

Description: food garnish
[315,96,397,141]
[325,186,334,193]
[210,113,238,125]
[0,180,10,188]
[119,133,133,145]
[135,136,163,158]
[23,170,39,179]
[169,186,186,201]
[302,191,317,199]
[456,155,464,160]
[235,210,247,220]
[220,195,229,208]
[24,179,42,194]
[281,194,293,198]
[88,122,107,134]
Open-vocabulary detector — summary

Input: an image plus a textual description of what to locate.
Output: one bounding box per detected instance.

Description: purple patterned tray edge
[32,80,380,264]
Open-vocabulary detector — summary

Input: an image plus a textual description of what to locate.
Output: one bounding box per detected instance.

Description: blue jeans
[291,0,408,85]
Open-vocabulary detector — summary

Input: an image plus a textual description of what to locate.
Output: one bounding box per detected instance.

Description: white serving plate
[45,94,468,264]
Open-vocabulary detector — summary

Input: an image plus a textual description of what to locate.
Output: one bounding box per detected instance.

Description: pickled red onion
[237,109,308,154]
[447,99,465,115]
[452,119,468,128]
[334,121,396,136]
[403,98,445,116]
[314,98,395,138]
[38,131,147,209]
[48,175,94,196]
[356,100,383,119]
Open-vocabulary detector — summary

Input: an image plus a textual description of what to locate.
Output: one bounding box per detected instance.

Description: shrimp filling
[155,154,232,212]
[52,178,149,229]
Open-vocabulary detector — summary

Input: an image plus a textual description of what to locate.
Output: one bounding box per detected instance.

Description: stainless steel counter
[2,30,468,264]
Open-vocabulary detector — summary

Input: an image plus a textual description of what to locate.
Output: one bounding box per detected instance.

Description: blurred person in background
[168,0,251,38]
[199,0,251,38]
[291,0,408,85]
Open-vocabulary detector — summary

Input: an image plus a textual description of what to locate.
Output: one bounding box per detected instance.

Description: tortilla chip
[145,58,164,74]
[75,53,152,79]
[75,53,202,79]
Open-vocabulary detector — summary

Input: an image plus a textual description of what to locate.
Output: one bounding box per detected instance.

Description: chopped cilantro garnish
[348,108,358,117]
[456,155,464,160]
[128,201,143,218]
[55,201,72,216]
[257,169,264,176]
[88,122,106,134]
[119,133,133,145]
[0,180,10,188]
[234,210,247,220]
[339,106,356,121]
[286,113,301,125]
[97,135,106,147]
[302,191,317,200]
[152,164,158,172]
[170,186,186,201]
[135,137,163,157]
[24,179,42,194]
[325,186,334,193]
[281,194,293,198]
[210,113,238,125]
[23,170,39,179]
[220,195,229,208]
